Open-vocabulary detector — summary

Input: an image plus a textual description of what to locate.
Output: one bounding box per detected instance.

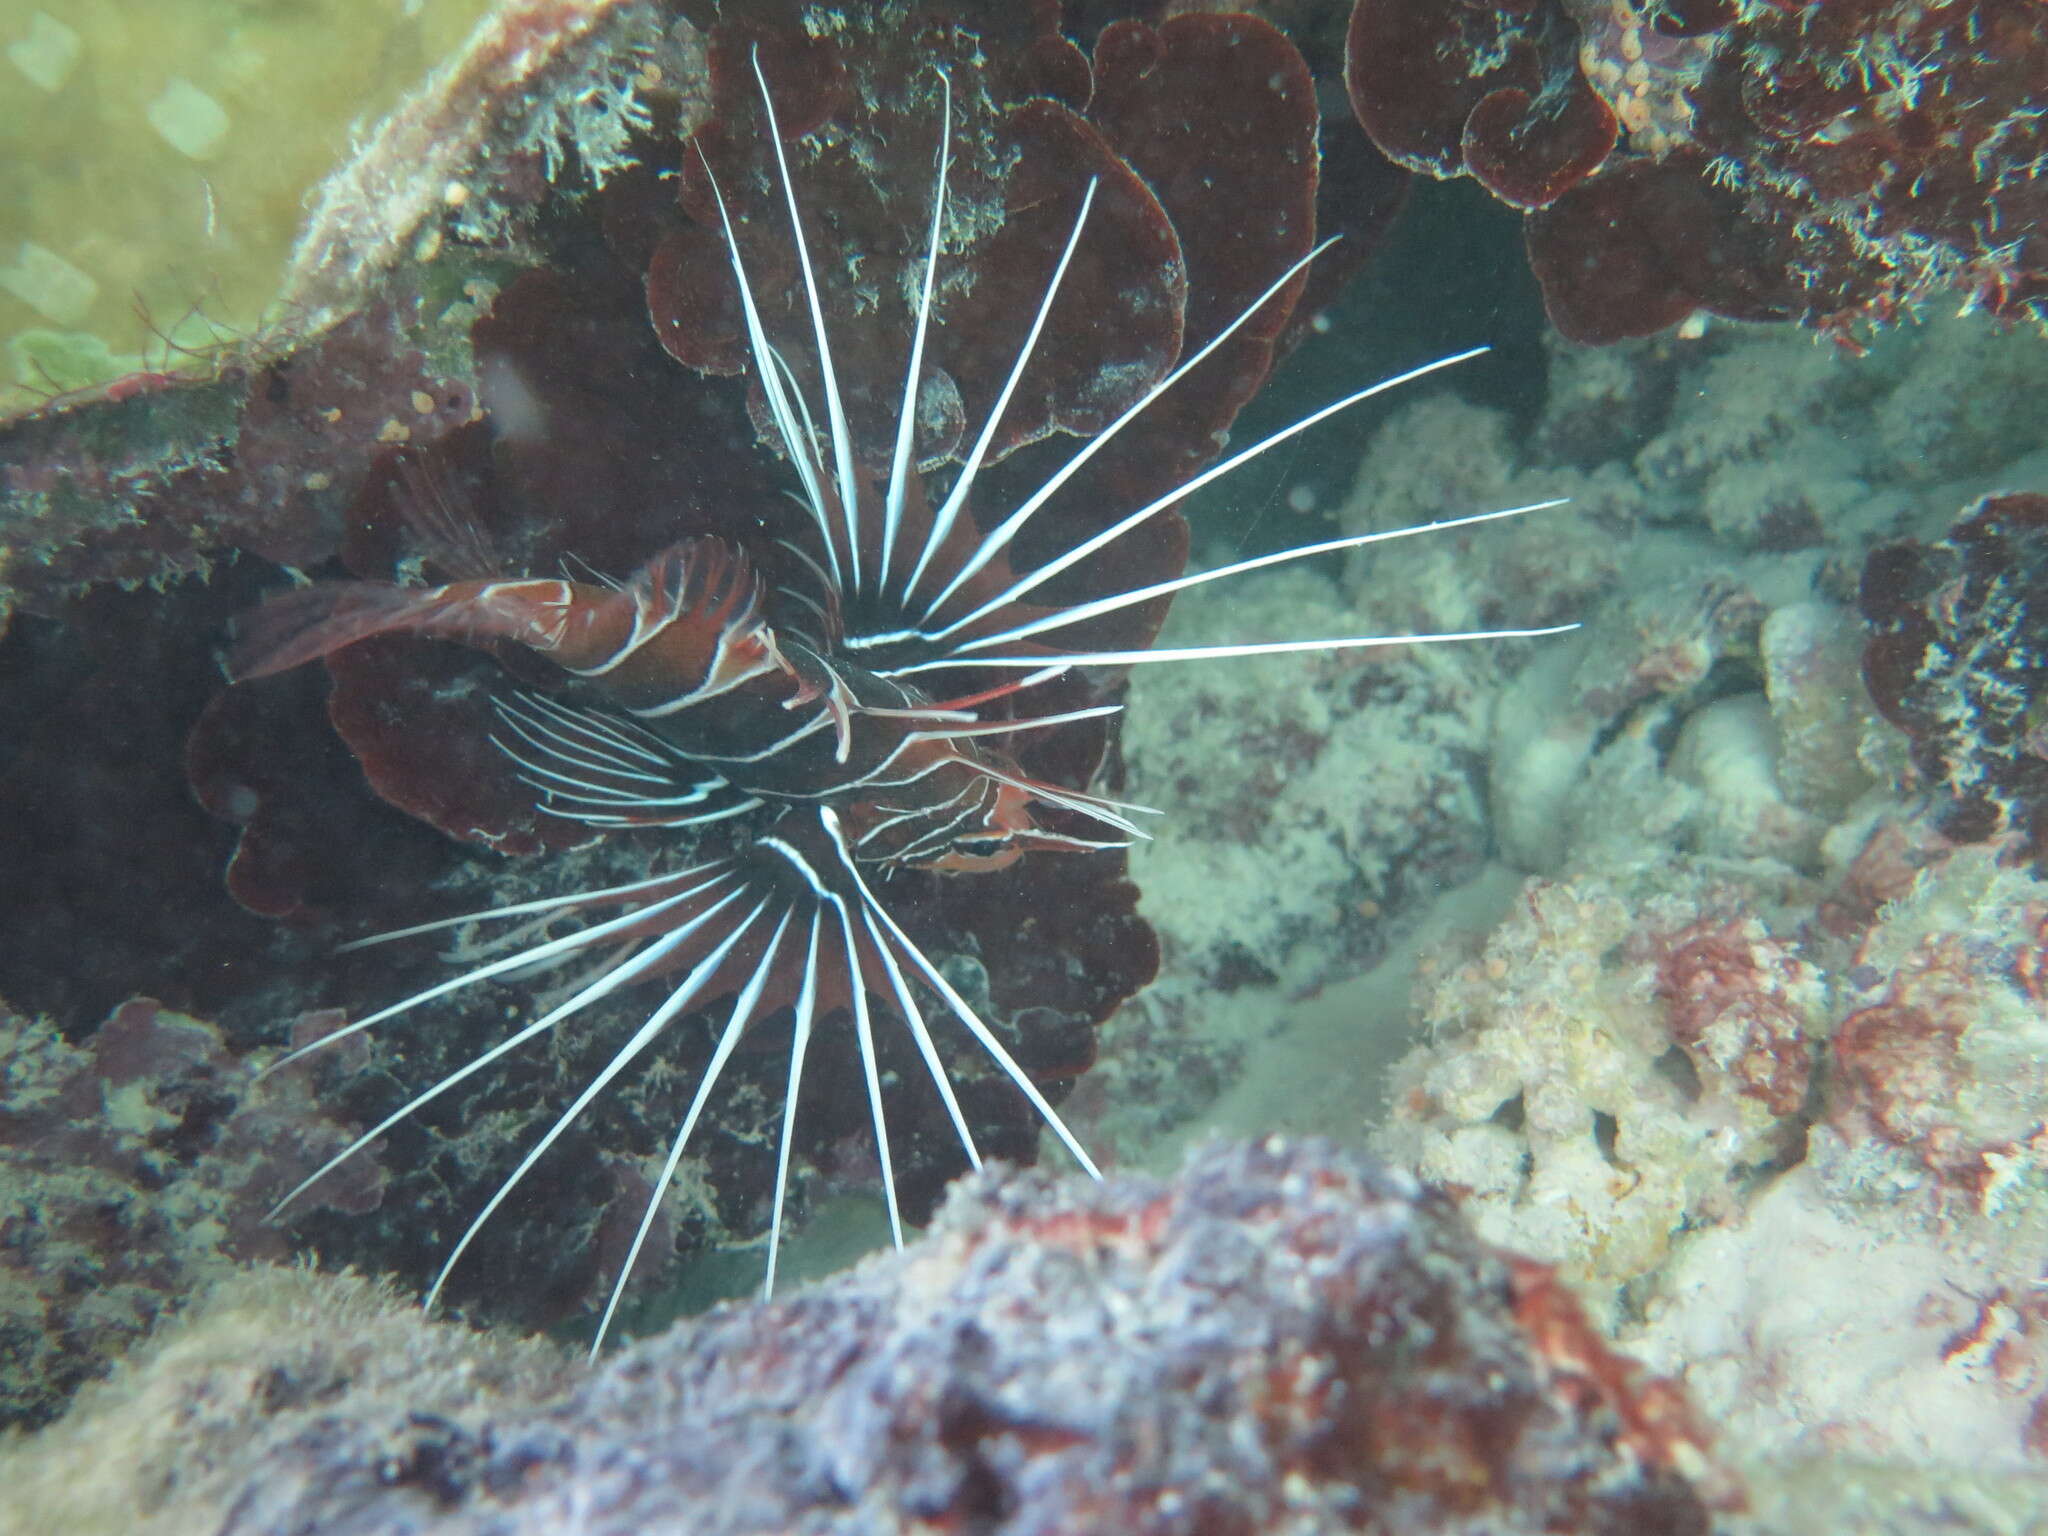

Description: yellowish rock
[0,0,495,415]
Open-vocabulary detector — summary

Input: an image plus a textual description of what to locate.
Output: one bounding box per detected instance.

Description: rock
[2,1137,1725,1536]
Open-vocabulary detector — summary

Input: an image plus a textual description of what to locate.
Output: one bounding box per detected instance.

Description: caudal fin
[226,582,455,681]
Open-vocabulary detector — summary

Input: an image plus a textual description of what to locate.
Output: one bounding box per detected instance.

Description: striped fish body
[230,533,1058,871]
[230,540,777,696]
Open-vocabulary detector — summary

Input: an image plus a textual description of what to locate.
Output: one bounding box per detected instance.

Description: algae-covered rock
[0,1266,570,1536]
[0,0,676,629]
[0,996,383,1428]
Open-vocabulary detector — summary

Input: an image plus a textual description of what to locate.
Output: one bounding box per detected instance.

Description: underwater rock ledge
[2,1137,1723,1536]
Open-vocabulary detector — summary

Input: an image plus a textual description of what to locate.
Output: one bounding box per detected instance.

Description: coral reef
[1344,0,1619,211]
[1345,0,2048,342]
[0,1266,572,1536]
[1371,857,1821,1329]
[1452,311,2048,880]
[1314,313,2048,1513]
[1626,847,2048,1479]
[0,996,381,1427]
[0,1139,1728,1536]
[1632,1154,2048,1476]
[1100,301,2040,1176]
[1370,831,2048,1508]
[1826,845,2048,1207]
[1098,270,2048,1524]
[7,2,2048,1522]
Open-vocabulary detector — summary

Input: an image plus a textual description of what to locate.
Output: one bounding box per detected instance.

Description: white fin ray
[900,179,1102,605]
[333,864,730,955]
[699,154,843,593]
[763,343,839,574]
[495,694,675,775]
[942,500,1571,657]
[857,901,982,1172]
[901,701,1121,743]
[907,238,1340,632]
[521,695,675,765]
[489,738,700,803]
[830,882,903,1250]
[554,797,767,831]
[273,871,743,1076]
[270,886,752,1221]
[923,347,1488,646]
[891,623,1583,675]
[751,47,863,594]
[880,70,952,594]
[820,807,1101,1179]
[590,904,798,1359]
[425,895,776,1312]
[969,762,1159,837]
[763,907,826,1298]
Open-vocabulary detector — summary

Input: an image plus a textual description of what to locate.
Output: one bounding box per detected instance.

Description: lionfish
[229,51,1568,1355]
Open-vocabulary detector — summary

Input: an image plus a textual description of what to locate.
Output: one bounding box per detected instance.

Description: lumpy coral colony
[0,0,2045,1463]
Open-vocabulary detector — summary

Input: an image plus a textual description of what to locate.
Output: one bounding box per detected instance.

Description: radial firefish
[229,49,1570,1355]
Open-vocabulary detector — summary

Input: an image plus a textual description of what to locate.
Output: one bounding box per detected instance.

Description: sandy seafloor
[7,3,2048,1531]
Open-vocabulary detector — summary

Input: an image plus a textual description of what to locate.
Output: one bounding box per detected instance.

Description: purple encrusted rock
[187,1137,1724,1534]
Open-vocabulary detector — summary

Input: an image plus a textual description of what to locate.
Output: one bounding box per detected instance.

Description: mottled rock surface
[6,1138,1722,1536]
